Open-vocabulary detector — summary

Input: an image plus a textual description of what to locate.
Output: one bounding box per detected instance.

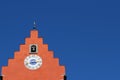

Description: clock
[24,54,42,70]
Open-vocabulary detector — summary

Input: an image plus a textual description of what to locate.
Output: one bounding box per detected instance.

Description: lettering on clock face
[24,55,42,70]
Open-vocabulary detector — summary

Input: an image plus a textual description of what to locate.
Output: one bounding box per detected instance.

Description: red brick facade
[2,30,65,80]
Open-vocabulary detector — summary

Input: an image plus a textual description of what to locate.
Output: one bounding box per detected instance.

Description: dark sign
[31,45,37,53]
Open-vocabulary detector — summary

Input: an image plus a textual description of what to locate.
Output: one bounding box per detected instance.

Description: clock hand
[36,61,40,62]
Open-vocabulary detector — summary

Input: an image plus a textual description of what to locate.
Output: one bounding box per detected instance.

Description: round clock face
[24,54,42,70]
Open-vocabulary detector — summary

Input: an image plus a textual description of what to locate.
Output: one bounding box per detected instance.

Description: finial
[33,21,37,30]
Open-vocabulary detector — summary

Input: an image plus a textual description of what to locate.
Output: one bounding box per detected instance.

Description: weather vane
[33,21,37,30]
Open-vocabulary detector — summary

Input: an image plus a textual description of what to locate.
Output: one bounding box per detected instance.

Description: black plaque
[31,45,37,53]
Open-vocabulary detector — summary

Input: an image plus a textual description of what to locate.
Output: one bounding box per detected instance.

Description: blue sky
[0,0,120,80]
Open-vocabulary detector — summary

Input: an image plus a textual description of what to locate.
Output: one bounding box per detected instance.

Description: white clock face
[24,54,42,70]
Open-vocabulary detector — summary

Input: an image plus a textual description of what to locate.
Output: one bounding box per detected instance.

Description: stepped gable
[2,30,65,80]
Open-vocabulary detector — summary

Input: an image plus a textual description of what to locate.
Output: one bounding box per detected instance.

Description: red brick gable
[2,30,65,80]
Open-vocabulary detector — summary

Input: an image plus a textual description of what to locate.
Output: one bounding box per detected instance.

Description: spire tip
[33,21,37,30]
